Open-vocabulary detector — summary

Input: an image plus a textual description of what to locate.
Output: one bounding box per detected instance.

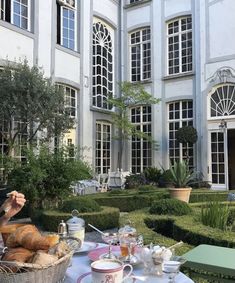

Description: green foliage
[125,173,146,189]
[201,202,230,231]
[120,209,192,255]
[158,169,174,187]
[175,126,198,144]
[143,167,162,184]
[41,206,120,232]
[0,60,74,157]
[94,192,168,212]
[169,160,195,188]
[8,147,92,207]
[138,185,158,193]
[108,81,160,167]
[149,198,192,216]
[62,197,101,213]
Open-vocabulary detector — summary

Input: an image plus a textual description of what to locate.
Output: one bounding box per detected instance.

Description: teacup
[91,259,133,283]
[163,260,181,273]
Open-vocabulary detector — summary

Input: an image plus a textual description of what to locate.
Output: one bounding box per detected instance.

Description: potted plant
[168,160,195,203]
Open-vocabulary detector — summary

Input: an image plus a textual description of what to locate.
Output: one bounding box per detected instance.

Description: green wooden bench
[183,244,235,282]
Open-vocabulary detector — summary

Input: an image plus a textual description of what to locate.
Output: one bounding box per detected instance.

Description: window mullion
[179,20,182,74]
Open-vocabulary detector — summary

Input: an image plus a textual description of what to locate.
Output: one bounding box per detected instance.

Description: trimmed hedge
[41,206,120,232]
[94,192,169,212]
[62,197,101,213]
[119,208,193,255]
[144,213,235,248]
[149,199,192,216]
[189,191,230,203]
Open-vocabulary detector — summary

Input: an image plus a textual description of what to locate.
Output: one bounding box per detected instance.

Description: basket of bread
[0,224,81,283]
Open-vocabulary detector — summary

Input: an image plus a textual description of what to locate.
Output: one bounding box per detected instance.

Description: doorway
[228,129,235,189]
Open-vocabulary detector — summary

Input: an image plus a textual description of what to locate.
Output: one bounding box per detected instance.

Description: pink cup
[91,259,133,283]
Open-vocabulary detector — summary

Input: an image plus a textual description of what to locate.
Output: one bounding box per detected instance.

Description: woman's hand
[1,191,26,219]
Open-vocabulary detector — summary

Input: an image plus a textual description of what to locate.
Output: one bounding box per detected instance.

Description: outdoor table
[65,243,194,283]
[183,244,235,280]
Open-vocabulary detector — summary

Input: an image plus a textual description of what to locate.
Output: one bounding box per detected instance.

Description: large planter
[169,187,192,203]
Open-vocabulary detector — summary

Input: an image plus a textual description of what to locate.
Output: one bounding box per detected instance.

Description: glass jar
[66,210,85,246]
[118,224,137,258]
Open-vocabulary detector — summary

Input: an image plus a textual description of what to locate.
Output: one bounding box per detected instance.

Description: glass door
[209,131,228,190]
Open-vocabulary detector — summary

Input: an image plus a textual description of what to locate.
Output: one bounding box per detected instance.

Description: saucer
[77,272,135,283]
[74,242,98,253]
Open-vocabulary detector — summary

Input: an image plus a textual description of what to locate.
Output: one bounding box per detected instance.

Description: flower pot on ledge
[169,187,192,203]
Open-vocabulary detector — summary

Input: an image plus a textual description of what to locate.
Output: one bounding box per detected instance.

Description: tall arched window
[210,84,235,117]
[92,19,113,110]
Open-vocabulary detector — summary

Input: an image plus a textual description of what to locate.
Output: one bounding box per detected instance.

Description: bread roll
[29,251,58,266]
[2,247,34,263]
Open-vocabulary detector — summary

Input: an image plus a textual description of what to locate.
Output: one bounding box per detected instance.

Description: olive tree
[108,81,160,169]
[0,60,74,157]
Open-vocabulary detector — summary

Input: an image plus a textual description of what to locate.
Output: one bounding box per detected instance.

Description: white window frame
[11,0,31,31]
[167,16,192,75]
[167,100,194,168]
[129,27,151,82]
[95,121,112,174]
[92,18,114,110]
[130,105,152,173]
[57,84,78,119]
[60,4,77,51]
[0,0,5,20]
[209,84,235,119]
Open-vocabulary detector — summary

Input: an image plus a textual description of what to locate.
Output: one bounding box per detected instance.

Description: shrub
[125,173,146,189]
[149,198,192,216]
[8,147,92,208]
[201,202,230,231]
[175,126,198,145]
[62,197,101,213]
[169,160,195,188]
[138,185,158,193]
[143,167,162,184]
[158,169,173,188]
[41,206,120,232]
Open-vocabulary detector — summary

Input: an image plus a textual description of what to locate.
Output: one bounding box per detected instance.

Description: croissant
[2,247,34,263]
[6,225,59,251]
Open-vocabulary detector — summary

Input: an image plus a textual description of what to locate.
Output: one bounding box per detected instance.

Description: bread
[45,234,60,248]
[2,247,34,263]
[6,225,59,251]
[29,251,58,266]
[49,241,71,258]
[6,225,38,248]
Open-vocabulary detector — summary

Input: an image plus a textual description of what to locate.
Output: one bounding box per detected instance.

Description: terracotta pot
[168,187,192,203]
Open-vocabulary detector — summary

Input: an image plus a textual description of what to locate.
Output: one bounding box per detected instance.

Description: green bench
[183,244,235,282]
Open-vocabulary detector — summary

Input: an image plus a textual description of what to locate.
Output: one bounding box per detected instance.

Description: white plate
[74,241,98,253]
[77,272,135,283]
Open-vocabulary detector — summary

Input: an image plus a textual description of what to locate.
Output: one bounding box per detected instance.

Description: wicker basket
[0,250,73,283]
[0,237,80,283]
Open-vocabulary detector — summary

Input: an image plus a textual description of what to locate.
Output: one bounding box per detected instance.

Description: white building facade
[0,0,235,190]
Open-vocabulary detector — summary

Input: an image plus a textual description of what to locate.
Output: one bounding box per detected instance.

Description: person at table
[0,190,26,226]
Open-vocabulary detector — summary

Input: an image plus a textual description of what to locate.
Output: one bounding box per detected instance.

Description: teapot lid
[66,209,85,225]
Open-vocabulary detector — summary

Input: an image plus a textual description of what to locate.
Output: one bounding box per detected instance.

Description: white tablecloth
[64,243,194,283]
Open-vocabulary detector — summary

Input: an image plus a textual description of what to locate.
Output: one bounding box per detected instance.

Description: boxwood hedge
[41,206,120,232]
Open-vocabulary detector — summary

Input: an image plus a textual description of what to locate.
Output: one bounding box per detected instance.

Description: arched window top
[93,22,112,53]
[210,84,235,117]
[92,18,114,110]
